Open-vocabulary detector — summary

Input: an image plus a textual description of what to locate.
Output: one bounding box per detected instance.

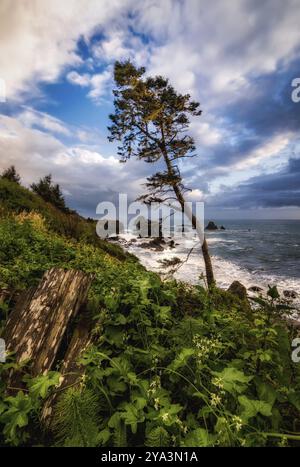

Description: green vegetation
[31,174,69,213]
[0,177,133,262]
[0,178,300,447]
[1,165,21,185]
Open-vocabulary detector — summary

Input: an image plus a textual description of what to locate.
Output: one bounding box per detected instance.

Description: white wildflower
[232,415,243,432]
[154,398,160,411]
[212,377,224,390]
[210,393,222,407]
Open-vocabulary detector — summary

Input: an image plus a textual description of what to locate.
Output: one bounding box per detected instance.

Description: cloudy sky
[0,0,300,219]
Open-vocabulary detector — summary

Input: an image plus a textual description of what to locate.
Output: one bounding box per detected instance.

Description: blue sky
[0,0,299,219]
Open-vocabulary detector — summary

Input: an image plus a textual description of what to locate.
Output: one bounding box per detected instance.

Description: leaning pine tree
[108,61,215,287]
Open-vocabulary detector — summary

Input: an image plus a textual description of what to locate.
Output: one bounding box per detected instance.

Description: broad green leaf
[114,313,127,325]
[26,371,61,399]
[154,305,172,323]
[212,367,252,394]
[132,395,147,411]
[97,428,111,446]
[157,404,183,427]
[168,348,194,371]
[110,356,132,377]
[0,400,7,415]
[255,380,277,407]
[288,392,300,411]
[238,395,273,421]
[108,412,121,429]
[107,376,127,393]
[0,392,33,445]
[121,403,142,434]
[105,327,124,347]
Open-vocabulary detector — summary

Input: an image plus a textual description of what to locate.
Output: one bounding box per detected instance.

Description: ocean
[206,219,300,282]
[120,219,300,307]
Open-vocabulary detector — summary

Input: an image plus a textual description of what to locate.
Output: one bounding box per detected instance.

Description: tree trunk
[162,149,215,287]
[3,268,93,380]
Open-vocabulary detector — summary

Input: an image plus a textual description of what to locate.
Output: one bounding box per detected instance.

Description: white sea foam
[207,237,237,244]
[118,233,300,311]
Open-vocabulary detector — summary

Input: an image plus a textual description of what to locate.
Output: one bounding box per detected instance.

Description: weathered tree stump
[3,268,93,376]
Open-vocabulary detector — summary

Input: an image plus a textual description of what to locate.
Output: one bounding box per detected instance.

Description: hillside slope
[0,178,134,262]
[0,180,299,447]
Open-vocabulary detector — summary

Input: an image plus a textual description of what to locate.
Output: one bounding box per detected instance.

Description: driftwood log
[3,268,93,379]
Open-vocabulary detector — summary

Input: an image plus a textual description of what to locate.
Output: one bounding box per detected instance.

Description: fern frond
[113,419,127,447]
[146,426,170,447]
[108,412,127,447]
[52,388,101,447]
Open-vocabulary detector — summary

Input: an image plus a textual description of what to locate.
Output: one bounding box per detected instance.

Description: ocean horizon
[119,219,300,306]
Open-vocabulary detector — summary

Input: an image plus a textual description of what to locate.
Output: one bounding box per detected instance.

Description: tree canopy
[108,60,215,286]
[108,61,201,204]
[31,174,68,213]
[1,165,21,184]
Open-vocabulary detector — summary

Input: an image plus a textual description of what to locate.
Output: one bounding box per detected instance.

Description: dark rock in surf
[283,290,298,299]
[205,221,218,230]
[108,236,119,241]
[248,286,263,293]
[139,237,165,252]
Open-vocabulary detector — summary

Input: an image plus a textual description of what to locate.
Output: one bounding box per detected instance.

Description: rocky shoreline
[108,233,299,312]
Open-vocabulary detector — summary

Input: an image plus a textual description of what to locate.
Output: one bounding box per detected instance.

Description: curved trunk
[161,147,215,288]
[201,237,215,288]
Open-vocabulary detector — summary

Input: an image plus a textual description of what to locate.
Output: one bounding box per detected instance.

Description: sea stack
[205,221,218,230]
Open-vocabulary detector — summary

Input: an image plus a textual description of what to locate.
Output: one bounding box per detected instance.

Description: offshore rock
[205,221,218,230]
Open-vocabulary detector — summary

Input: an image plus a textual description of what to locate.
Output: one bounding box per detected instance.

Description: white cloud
[0,114,152,215]
[1,0,300,105]
[67,69,112,102]
[233,134,291,171]
[186,188,206,201]
[205,133,293,195]
[1,0,300,106]
[91,29,150,66]
[147,42,199,95]
[0,0,133,100]
[54,148,119,167]
[18,107,71,136]
[88,69,112,102]
[190,120,223,147]
[1,0,300,213]
[134,0,300,105]
[66,71,90,87]
[92,31,131,62]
